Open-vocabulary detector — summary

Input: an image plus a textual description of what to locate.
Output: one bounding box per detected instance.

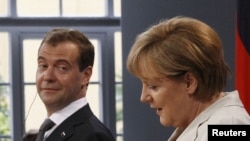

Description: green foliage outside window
[0,76,10,135]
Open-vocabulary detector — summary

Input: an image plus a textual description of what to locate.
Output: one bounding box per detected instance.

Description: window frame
[8,0,116,18]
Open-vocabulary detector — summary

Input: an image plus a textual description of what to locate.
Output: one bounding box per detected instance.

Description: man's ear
[81,66,92,85]
[184,72,197,94]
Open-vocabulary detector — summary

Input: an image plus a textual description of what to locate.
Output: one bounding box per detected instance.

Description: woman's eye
[148,85,157,89]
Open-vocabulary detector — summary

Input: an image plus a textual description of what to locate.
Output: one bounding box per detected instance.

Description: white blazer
[168,90,250,141]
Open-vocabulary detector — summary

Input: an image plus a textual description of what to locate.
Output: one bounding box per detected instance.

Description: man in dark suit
[33,28,115,141]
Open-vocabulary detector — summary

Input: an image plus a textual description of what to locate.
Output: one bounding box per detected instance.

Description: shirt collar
[49,97,87,125]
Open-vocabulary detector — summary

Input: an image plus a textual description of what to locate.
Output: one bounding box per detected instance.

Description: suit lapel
[46,104,93,141]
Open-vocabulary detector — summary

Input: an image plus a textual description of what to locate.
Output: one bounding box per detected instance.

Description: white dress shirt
[44,97,88,139]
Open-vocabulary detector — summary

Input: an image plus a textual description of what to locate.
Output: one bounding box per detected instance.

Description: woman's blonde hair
[127,16,231,101]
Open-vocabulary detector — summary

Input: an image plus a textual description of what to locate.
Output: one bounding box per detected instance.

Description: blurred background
[1,0,247,141]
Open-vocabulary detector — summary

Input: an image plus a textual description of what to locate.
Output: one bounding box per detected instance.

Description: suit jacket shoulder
[46,104,115,141]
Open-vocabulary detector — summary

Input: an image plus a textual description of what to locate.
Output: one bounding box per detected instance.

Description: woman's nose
[140,87,152,103]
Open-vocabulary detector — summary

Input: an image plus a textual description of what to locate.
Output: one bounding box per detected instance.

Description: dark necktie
[36,118,55,141]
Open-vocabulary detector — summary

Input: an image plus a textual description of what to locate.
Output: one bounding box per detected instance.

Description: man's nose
[43,67,55,81]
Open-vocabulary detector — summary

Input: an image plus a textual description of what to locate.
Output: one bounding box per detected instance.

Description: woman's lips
[156,108,162,115]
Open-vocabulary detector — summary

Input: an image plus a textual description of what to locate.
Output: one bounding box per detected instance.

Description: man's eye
[38,64,47,69]
[58,65,68,71]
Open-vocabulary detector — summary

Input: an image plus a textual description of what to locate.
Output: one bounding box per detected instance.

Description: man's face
[36,42,91,114]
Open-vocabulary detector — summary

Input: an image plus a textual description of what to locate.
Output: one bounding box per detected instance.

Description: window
[62,0,106,17]
[0,32,10,141]
[0,0,122,140]
[114,32,123,140]
[0,0,8,16]
[16,0,120,17]
[17,0,60,17]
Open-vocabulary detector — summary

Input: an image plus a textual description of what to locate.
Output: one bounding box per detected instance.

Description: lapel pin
[60,131,66,137]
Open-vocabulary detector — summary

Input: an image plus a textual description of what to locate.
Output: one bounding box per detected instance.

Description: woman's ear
[184,72,197,94]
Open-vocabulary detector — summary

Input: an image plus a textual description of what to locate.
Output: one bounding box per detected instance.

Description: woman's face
[140,74,195,127]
